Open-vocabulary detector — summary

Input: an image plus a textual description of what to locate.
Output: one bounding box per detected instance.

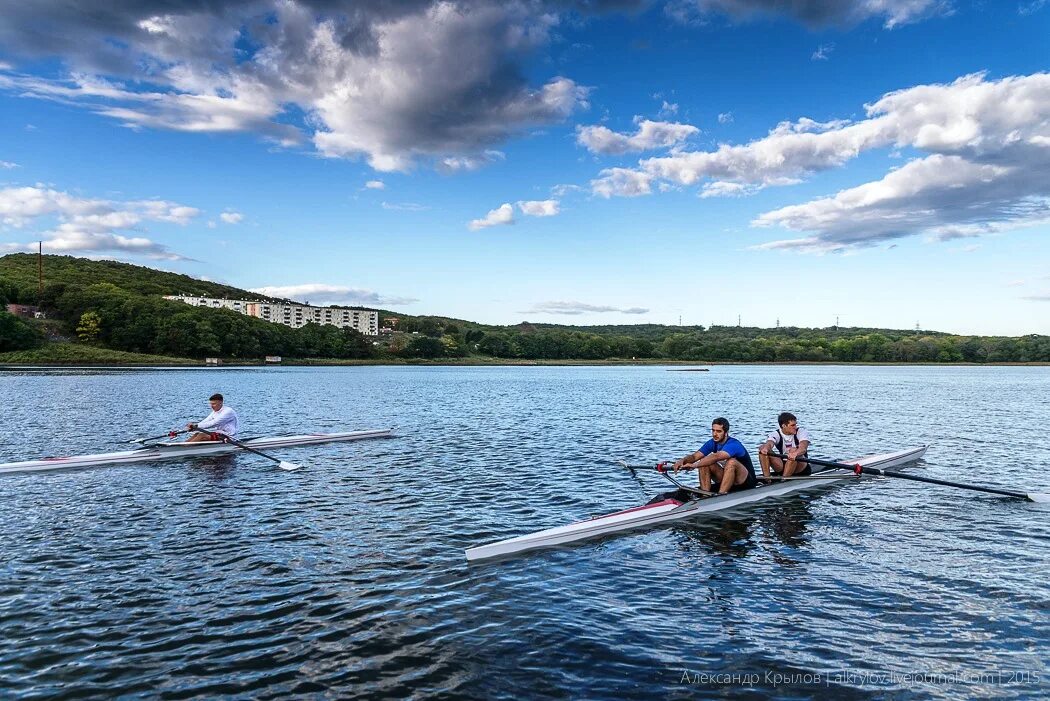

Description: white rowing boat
[0,429,394,475]
[465,445,927,562]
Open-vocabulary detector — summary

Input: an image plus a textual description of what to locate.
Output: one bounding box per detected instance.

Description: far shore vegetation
[2,254,1049,366]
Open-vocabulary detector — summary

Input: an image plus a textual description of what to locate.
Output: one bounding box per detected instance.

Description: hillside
[0,254,269,302]
[1,254,1047,364]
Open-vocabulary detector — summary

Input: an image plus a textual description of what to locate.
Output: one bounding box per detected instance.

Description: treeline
[2,254,1049,363]
[385,321,1050,362]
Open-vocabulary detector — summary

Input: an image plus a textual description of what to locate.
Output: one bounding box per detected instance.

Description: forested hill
[1,254,1048,363]
[515,322,953,341]
[0,254,268,301]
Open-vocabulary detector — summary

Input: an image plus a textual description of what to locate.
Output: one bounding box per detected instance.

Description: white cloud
[0,160,18,169]
[381,201,429,211]
[718,112,733,124]
[700,181,757,198]
[591,167,654,198]
[0,184,196,259]
[1019,1,1047,16]
[219,211,243,224]
[525,301,649,315]
[249,283,418,306]
[365,180,385,190]
[577,118,699,155]
[439,151,506,172]
[0,2,590,172]
[659,100,679,116]
[469,203,514,230]
[594,72,1050,249]
[517,199,559,216]
[812,43,834,60]
[550,183,584,197]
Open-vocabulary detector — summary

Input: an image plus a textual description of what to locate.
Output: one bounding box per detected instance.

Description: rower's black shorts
[740,470,758,490]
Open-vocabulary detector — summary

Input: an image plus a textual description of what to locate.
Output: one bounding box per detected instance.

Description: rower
[186,393,239,442]
[672,417,757,494]
[757,412,812,479]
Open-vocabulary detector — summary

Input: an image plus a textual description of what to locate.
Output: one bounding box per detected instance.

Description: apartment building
[164,295,379,335]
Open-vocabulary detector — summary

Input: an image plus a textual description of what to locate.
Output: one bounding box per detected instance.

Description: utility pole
[37,241,43,306]
[737,314,741,327]
[776,318,779,329]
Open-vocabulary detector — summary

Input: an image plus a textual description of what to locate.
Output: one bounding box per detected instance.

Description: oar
[200,430,301,471]
[616,459,675,471]
[130,429,190,444]
[772,453,1050,503]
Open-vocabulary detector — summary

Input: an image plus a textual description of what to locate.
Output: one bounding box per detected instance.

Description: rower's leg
[718,462,738,494]
[768,456,784,476]
[699,464,713,492]
[783,459,798,477]
[186,433,210,443]
[759,452,771,478]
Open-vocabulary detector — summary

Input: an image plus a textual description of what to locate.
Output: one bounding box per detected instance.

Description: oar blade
[1027,492,1050,503]
[278,460,301,471]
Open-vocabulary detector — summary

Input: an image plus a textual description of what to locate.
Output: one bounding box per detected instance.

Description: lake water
[1,365,1048,700]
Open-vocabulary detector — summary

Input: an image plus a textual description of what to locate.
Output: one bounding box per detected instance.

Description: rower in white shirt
[186,393,240,442]
[757,412,812,479]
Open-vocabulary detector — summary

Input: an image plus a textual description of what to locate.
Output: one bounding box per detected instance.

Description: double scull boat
[0,429,394,475]
[465,445,927,561]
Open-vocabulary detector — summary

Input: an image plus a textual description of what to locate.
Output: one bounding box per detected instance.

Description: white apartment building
[164,295,379,335]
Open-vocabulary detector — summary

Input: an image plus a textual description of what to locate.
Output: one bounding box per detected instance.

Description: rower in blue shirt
[672,417,758,494]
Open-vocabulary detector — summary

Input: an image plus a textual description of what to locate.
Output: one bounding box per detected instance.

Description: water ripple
[0,365,1048,699]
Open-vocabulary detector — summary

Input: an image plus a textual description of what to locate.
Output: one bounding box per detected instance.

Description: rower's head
[209,393,224,411]
[711,417,730,442]
[778,412,798,435]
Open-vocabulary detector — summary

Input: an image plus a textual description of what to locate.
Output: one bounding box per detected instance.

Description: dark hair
[778,412,797,427]
[712,417,730,432]
[209,393,224,402]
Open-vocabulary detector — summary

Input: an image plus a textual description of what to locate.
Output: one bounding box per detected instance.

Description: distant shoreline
[2,359,1049,369]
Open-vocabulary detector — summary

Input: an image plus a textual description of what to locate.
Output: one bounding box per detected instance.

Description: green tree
[402,335,444,358]
[76,310,102,343]
[0,311,43,351]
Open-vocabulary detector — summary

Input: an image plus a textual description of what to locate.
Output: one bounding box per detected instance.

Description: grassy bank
[0,343,197,365]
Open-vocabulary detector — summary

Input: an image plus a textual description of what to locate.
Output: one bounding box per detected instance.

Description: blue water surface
[0,365,1047,700]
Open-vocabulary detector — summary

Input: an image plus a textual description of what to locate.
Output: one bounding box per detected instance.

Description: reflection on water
[0,365,1048,700]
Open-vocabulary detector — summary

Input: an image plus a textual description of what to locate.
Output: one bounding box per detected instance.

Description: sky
[0,0,1048,335]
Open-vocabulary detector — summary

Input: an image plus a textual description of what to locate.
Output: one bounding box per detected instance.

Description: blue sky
[0,0,1048,334]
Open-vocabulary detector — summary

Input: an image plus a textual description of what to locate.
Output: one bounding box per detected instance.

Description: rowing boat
[465,445,927,562]
[0,429,394,475]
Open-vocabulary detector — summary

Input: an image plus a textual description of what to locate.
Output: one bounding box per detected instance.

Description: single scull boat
[465,445,927,562]
[0,429,394,475]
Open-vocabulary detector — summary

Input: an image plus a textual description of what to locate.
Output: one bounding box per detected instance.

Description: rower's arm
[676,450,702,467]
[796,439,810,455]
[694,450,730,467]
